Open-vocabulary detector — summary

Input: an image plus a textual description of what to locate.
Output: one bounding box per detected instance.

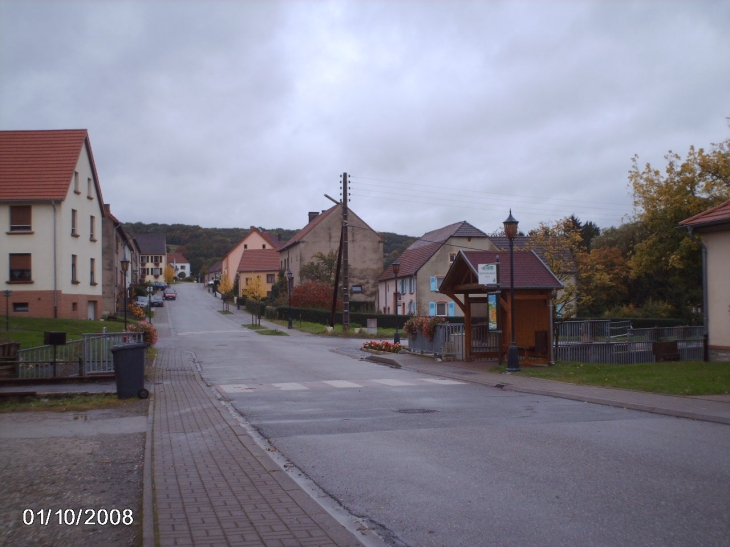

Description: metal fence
[555,322,705,364]
[408,324,500,360]
[16,332,143,379]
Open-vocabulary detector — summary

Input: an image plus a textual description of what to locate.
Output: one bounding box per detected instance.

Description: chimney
[104,204,111,213]
[308,212,320,223]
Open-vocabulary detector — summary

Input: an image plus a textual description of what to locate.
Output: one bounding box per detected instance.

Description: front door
[87,301,96,320]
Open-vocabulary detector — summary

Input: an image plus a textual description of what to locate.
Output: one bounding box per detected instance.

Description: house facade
[680,199,730,362]
[221,226,281,282]
[1,129,107,319]
[102,204,140,317]
[237,249,280,299]
[132,232,167,285]
[377,221,497,317]
[167,252,190,280]
[279,206,383,303]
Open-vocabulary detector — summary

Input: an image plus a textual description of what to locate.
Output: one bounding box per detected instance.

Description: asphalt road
[160,284,730,547]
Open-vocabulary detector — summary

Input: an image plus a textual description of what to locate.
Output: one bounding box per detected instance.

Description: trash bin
[111,342,149,399]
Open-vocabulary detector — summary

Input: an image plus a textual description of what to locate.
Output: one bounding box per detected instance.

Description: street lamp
[286,268,293,329]
[392,259,400,344]
[121,257,130,331]
[147,285,153,322]
[504,210,521,372]
[3,290,12,332]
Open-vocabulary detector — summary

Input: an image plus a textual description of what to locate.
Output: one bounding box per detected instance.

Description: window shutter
[429,302,436,316]
[448,301,455,316]
[10,206,31,229]
[430,276,437,291]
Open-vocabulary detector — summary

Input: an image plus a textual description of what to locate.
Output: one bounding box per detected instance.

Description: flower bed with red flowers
[362,340,404,353]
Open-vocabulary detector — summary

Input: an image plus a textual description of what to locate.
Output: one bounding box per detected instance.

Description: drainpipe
[684,226,709,359]
[52,200,58,318]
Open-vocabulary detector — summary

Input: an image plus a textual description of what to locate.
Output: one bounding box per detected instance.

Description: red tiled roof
[208,261,222,273]
[167,252,188,264]
[679,199,730,229]
[0,129,102,202]
[133,232,167,254]
[378,221,487,281]
[453,250,563,290]
[238,249,280,273]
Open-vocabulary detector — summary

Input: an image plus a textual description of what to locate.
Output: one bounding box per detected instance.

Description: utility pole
[341,173,350,330]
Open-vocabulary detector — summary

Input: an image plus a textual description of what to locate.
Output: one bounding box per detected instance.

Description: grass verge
[490,360,730,396]
[0,392,137,413]
[0,316,127,349]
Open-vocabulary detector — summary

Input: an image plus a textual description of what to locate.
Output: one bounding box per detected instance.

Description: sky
[1,0,729,238]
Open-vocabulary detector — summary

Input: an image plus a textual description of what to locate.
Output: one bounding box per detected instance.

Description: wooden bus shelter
[439,250,563,363]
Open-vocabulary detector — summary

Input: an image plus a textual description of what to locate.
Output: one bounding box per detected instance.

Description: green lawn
[0,316,127,349]
[491,360,730,396]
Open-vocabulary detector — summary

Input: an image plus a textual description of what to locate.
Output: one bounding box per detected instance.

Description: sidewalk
[148,347,371,547]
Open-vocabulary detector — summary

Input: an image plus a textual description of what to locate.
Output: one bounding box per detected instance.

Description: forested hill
[123,222,417,277]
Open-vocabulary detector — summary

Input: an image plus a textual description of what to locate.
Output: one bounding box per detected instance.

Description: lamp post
[147,285,153,322]
[504,210,521,372]
[121,258,130,331]
[3,290,12,332]
[392,259,400,344]
[286,268,293,329]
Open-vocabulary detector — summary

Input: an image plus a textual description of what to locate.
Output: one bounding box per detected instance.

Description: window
[266,274,276,283]
[71,209,78,236]
[87,177,93,199]
[90,258,96,285]
[71,255,78,283]
[9,205,32,231]
[140,256,148,263]
[449,253,456,263]
[13,302,29,312]
[9,254,32,282]
[262,244,266,249]
[409,278,415,294]
[436,302,447,316]
[244,244,248,249]
[90,215,96,240]
[74,172,80,194]
[430,276,444,291]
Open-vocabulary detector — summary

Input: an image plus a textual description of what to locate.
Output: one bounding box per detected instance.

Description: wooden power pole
[341,173,350,330]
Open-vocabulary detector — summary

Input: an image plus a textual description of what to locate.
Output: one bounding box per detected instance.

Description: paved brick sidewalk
[150,347,367,547]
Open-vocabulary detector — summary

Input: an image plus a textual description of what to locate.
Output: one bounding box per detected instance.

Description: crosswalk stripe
[272,382,309,390]
[322,380,362,388]
[421,378,466,385]
[371,379,416,386]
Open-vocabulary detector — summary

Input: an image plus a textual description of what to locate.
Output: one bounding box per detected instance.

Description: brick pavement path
[151,347,366,547]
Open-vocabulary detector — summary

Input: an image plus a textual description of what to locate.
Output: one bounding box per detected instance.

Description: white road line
[177,330,246,336]
[220,384,256,393]
[371,379,416,386]
[421,378,466,385]
[272,382,309,391]
[322,380,363,388]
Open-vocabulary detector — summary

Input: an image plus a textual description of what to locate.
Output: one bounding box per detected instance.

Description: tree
[299,250,339,285]
[629,136,730,318]
[164,264,176,284]
[218,273,233,310]
[526,218,586,350]
[241,275,266,303]
[577,246,630,317]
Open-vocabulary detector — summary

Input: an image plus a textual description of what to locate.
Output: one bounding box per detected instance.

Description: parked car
[164,288,177,300]
[135,296,150,308]
[153,281,167,290]
[151,294,164,307]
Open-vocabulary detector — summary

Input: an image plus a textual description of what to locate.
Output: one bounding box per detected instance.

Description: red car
[163,288,177,300]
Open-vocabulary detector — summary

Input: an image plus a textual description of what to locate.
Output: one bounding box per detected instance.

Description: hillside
[124,222,417,277]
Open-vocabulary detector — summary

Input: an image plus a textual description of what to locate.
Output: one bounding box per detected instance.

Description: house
[0,129,107,319]
[279,206,383,303]
[167,252,190,280]
[680,199,730,362]
[221,226,281,282]
[132,232,167,285]
[237,249,280,299]
[102,204,140,317]
[377,221,497,317]
[439,250,564,362]
[204,261,222,284]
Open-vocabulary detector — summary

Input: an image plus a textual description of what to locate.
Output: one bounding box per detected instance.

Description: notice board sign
[478,263,497,286]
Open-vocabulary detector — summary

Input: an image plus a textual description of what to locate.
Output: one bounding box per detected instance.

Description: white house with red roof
[167,251,190,280]
[377,221,497,317]
[680,199,730,362]
[0,129,107,319]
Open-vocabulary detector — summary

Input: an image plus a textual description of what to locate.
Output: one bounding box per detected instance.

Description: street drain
[395,409,438,414]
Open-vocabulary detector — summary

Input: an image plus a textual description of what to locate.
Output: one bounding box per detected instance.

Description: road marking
[322,380,362,388]
[421,378,465,385]
[272,382,309,390]
[177,330,246,336]
[217,377,467,395]
[371,379,416,386]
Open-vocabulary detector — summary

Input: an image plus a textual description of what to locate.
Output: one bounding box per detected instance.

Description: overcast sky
[1,0,728,237]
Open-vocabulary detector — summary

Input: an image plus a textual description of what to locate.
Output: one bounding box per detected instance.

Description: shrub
[403,316,446,341]
[128,320,158,346]
[127,303,145,320]
[291,282,341,311]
